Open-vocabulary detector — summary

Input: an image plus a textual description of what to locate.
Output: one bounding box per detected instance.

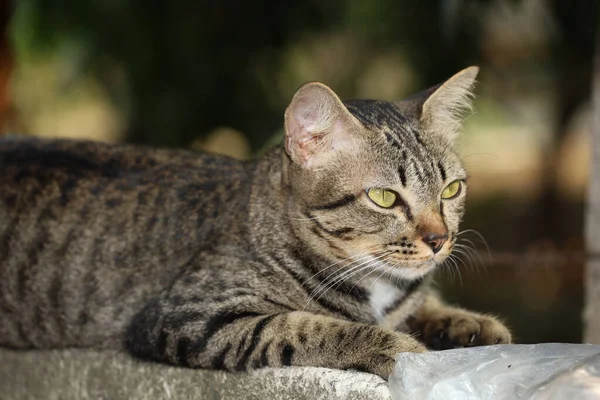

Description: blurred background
[0,0,598,344]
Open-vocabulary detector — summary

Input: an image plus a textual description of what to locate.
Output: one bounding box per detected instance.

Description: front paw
[421,311,511,350]
[361,331,428,379]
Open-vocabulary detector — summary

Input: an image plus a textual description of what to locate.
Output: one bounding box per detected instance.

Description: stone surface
[0,348,391,400]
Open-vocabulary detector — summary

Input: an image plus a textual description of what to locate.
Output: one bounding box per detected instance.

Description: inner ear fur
[284,82,361,168]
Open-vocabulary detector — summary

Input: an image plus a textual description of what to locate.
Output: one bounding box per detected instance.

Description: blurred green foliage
[9,1,599,151]
[10,1,489,151]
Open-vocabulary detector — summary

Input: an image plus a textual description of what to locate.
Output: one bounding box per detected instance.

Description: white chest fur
[369,280,403,322]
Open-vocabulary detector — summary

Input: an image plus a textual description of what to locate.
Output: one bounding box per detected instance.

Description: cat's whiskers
[461,152,497,160]
[441,255,456,284]
[450,247,474,273]
[445,251,466,285]
[303,250,392,311]
[293,244,386,295]
[454,242,487,274]
[300,253,381,303]
[325,251,394,295]
[388,258,407,288]
[456,229,491,261]
[286,216,319,221]
[456,238,485,267]
[298,251,380,303]
[447,253,463,288]
[308,251,391,304]
[450,247,475,272]
[348,254,397,293]
[366,259,399,292]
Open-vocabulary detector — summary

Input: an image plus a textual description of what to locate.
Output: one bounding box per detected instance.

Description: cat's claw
[421,311,511,350]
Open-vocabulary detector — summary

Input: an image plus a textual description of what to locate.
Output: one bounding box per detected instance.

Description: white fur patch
[356,255,434,321]
[369,280,403,322]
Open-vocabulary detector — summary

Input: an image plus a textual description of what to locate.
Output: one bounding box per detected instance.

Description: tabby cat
[0,66,510,379]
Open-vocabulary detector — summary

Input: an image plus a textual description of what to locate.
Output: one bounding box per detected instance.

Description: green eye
[441,180,462,199]
[367,188,397,208]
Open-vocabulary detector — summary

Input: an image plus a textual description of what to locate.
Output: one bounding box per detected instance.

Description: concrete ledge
[0,348,391,400]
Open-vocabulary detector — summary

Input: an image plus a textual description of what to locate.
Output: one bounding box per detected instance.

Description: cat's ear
[420,66,478,143]
[284,82,361,168]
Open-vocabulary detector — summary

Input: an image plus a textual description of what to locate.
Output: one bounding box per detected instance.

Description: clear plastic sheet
[389,343,600,400]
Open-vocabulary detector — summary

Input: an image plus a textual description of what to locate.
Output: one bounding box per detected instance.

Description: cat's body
[0,67,510,379]
[0,138,253,349]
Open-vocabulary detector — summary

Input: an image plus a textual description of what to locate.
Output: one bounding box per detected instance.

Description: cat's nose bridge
[416,210,448,253]
[416,209,446,234]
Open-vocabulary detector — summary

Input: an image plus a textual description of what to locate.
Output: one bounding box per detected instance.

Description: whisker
[286,216,319,221]
[302,250,392,310]
[452,247,476,271]
[452,254,464,288]
[442,255,456,284]
[453,255,466,289]
[350,261,389,294]
[316,250,388,291]
[452,246,475,272]
[324,251,393,297]
[456,238,485,267]
[445,253,463,287]
[293,244,385,293]
[353,255,397,292]
[457,229,491,262]
[456,265,463,288]
[430,276,441,289]
[304,251,385,305]
[461,152,497,160]
[446,254,460,285]
[368,259,399,292]
[389,260,403,288]
[454,243,488,275]
[309,256,388,308]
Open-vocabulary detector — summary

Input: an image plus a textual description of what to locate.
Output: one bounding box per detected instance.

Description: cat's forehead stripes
[344,99,447,190]
[344,100,423,146]
[344,100,408,132]
[398,164,407,187]
[437,161,447,181]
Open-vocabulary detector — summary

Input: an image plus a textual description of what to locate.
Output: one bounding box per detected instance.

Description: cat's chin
[388,260,438,281]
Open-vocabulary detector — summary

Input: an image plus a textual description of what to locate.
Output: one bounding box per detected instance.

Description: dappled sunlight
[10,56,125,142]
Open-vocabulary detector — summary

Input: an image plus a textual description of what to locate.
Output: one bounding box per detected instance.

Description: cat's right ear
[420,66,478,143]
[284,82,360,169]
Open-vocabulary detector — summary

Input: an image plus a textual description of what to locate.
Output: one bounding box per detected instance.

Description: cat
[0,66,510,379]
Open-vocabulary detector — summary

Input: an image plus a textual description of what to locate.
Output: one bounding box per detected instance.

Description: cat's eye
[441,180,462,199]
[367,188,397,208]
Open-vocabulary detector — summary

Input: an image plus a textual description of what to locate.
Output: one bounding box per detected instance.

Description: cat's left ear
[420,66,478,143]
[284,82,362,169]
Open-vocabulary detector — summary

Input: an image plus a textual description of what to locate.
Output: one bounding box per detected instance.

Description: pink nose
[421,233,448,253]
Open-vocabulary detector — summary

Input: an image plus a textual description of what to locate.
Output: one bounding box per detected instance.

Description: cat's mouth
[386,242,451,264]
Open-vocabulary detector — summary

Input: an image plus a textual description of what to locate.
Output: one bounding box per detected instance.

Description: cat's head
[283,66,478,281]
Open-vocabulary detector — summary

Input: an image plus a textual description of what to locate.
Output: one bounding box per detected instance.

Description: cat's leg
[405,292,511,350]
[125,299,425,379]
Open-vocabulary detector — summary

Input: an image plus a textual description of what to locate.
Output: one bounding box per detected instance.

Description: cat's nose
[421,232,448,254]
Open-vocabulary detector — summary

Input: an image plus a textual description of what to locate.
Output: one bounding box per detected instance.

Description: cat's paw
[421,310,511,350]
[365,332,427,379]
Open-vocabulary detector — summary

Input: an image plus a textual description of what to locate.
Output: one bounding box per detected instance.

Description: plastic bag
[388,343,600,400]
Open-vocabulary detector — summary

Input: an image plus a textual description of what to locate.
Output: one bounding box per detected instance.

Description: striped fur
[0,67,510,380]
